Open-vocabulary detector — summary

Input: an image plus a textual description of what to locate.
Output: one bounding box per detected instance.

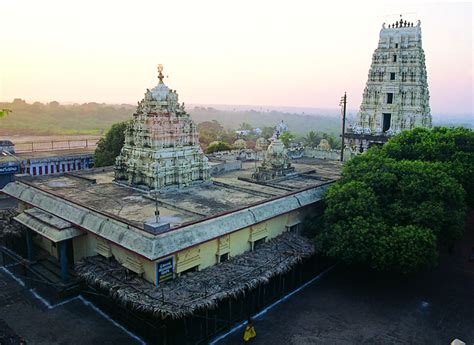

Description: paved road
[217,213,474,345]
[0,268,141,345]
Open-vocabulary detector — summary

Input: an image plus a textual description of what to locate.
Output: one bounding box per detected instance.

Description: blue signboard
[156,257,174,286]
[0,164,19,175]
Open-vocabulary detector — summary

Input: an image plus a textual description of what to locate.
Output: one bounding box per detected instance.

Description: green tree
[198,120,224,145]
[279,131,295,147]
[261,126,275,139]
[93,121,128,167]
[315,135,467,274]
[382,126,474,207]
[238,122,253,131]
[303,131,322,148]
[323,133,341,150]
[0,109,12,118]
[205,141,233,154]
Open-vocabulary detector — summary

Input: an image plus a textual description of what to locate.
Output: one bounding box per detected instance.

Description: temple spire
[157,64,164,84]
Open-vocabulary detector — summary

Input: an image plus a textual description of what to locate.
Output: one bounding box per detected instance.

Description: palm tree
[304,131,321,148]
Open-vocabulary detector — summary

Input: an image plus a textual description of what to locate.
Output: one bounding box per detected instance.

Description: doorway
[382,113,391,132]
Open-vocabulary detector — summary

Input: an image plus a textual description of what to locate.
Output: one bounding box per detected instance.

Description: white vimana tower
[115,65,210,191]
[345,18,431,152]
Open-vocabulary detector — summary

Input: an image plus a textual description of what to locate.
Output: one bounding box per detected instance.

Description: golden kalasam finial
[157,64,164,83]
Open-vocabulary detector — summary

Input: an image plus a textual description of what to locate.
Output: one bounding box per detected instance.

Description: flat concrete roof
[15,159,341,229]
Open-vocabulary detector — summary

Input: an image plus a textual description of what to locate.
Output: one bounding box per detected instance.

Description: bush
[205,141,233,154]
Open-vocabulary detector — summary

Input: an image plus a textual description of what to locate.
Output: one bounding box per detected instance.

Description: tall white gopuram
[345,18,431,152]
[115,65,210,191]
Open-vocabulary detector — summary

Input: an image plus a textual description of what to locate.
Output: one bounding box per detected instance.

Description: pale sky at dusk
[0,0,472,115]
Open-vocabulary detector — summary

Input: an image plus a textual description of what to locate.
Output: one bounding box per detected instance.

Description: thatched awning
[75,232,314,319]
[0,209,22,238]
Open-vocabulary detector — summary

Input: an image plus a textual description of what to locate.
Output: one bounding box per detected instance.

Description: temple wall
[209,160,242,176]
[73,234,95,262]
[161,205,312,283]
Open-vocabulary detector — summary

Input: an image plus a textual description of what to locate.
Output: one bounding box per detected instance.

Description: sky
[0,0,472,116]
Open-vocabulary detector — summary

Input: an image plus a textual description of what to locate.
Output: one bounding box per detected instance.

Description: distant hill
[0,99,134,135]
[1,99,469,137]
[0,99,342,136]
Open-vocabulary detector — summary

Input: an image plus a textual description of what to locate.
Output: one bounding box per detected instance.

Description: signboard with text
[0,164,19,175]
[156,257,174,286]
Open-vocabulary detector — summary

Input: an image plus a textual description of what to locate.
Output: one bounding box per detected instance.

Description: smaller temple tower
[345,18,431,152]
[115,65,210,191]
[252,121,295,181]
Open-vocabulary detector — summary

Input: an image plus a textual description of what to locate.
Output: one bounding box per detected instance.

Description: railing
[14,139,100,153]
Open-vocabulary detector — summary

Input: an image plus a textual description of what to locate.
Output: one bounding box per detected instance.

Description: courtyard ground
[0,268,141,345]
[217,210,474,345]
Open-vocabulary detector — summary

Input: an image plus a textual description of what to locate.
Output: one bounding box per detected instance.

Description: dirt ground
[217,211,474,345]
[0,133,101,144]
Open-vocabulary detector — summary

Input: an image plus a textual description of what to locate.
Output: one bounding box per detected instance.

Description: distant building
[0,147,93,189]
[235,129,251,136]
[345,18,431,152]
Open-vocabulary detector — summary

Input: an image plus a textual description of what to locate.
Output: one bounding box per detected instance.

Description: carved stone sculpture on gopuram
[252,122,295,181]
[114,65,210,191]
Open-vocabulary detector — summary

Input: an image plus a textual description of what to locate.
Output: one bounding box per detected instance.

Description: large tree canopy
[93,121,128,167]
[315,127,471,274]
[382,127,474,207]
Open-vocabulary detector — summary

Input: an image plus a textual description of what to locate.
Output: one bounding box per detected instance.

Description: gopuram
[252,121,295,181]
[115,65,210,191]
[345,18,431,152]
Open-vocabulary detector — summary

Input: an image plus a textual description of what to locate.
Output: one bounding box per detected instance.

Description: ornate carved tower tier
[115,65,210,191]
[345,19,431,152]
[252,121,295,181]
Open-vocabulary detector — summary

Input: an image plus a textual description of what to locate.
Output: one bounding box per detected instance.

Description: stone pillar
[59,241,69,282]
[25,229,33,261]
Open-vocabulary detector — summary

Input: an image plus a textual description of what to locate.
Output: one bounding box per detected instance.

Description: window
[393,55,397,62]
[287,224,301,232]
[219,253,229,263]
[395,43,399,48]
[390,72,396,80]
[180,265,198,275]
[253,238,266,250]
[386,93,393,104]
